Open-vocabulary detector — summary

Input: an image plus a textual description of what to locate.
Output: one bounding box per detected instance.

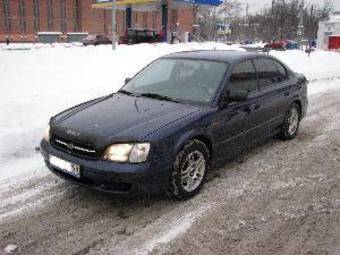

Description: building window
[134,12,138,28]
[18,0,27,35]
[33,0,40,32]
[152,11,157,30]
[73,0,81,31]
[2,0,11,35]
[103,10,107,35]
[47,0,53,30]
[143,12,147,28]
[122,11,126,33]
[324,31,333,44]
[60,0,67,33]
[171,9,178,28]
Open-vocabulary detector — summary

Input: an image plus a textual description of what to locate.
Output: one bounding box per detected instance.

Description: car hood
[51,94,201,146]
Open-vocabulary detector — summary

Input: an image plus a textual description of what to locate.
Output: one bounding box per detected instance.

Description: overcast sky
[244,0,340,14]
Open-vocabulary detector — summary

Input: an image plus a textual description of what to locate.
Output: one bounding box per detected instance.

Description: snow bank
[0,42,339,184]
[270,49,340,81]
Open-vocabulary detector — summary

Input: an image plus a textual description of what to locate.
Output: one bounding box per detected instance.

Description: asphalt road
[1,88,339,255]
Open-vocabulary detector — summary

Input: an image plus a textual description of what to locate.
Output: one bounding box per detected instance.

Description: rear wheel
[279,103,301,140]
[169,140,210,199]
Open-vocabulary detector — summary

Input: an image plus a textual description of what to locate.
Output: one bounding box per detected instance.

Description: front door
[213,60,260,160]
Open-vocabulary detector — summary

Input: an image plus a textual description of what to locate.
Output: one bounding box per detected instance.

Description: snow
[137,205,212,255]
[0,42,340,187]
[4,244,18,254]
[270,49,340,81]
[37,32,63,35]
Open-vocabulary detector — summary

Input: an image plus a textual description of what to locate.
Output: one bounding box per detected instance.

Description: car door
[213,59,261,160]
[252,57,292,136]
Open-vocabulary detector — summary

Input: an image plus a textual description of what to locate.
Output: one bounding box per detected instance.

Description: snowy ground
[0,42,340,254]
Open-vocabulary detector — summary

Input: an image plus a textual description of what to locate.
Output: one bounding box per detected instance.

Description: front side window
[228,60,257,94]
[121,58,229,104]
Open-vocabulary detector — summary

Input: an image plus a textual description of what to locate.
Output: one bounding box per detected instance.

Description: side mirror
[125,77,131,84]
[219,89,249,108]
[228,90,249,102]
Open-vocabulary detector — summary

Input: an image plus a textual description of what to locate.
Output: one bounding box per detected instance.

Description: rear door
[252,57,292,135]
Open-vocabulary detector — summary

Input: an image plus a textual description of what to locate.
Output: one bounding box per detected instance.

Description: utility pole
[297,3,304,50]
[112,0,116,50]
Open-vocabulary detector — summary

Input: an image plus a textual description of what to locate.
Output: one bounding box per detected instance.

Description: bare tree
[229,0,334,42]
[195,0,242,40]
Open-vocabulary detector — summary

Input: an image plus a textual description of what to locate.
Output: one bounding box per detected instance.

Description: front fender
[172,128,213,158]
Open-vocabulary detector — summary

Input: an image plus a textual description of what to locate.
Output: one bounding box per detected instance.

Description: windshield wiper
[118,90,135,96]
[139,93,180,103]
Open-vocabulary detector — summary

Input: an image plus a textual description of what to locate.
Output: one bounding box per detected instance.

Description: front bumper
[40,140,172,195]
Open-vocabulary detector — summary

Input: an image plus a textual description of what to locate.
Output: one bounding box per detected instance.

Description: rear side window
[254,58,287,88]
[228,60,257,94]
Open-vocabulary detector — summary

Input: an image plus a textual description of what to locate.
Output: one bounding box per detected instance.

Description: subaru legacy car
[40,51,307,199]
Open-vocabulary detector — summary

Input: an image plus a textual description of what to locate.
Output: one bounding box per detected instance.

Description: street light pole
[112,0,116,50]
[297,3,304,50]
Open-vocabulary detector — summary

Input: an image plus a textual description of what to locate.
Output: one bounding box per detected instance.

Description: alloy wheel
[180,151,206,192]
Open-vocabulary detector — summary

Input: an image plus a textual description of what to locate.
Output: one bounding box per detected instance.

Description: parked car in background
[285,40,299,50]
[265,40,287,50]
[240,39,253,45]
[120,28,160,45]
[83,34,112,46]
[40,51,308,199]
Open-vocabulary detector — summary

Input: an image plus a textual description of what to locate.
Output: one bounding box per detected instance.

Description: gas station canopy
[92,0,157,8]
[92,0,222,8]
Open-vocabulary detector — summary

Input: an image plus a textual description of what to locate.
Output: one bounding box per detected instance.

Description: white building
[317,11,340,50]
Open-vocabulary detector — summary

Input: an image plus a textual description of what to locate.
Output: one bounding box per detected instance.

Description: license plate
[49,155,80,178]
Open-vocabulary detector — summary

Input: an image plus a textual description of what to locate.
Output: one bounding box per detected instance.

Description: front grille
[51,134,97,159]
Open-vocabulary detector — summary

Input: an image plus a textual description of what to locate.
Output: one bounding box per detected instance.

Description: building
[317,11,340,50]
[0,0,208,43]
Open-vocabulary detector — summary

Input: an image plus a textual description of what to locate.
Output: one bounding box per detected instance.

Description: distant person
[6,37,10,45]
[171,22,182,44]
[188,32,193,42]
[159,26,166,42]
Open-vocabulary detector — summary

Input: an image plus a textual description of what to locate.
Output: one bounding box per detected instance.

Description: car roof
[161,50,264,64]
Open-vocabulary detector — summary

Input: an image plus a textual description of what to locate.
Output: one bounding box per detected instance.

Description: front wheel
[279,103,301,140]
[169,140,210,199]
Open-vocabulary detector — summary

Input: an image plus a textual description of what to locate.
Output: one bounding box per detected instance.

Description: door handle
[254,104,261,110]
[243,106,251,114]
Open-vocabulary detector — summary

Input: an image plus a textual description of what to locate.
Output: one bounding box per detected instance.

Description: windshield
[120,58,229,105]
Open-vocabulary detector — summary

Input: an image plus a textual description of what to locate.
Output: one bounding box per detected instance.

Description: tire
[279,103,301,140]
[169,140,210,199]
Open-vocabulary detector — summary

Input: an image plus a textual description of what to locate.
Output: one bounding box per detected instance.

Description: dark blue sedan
[40,50,308,199]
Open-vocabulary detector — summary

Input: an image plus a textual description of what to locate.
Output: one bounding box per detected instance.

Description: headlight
[43,124,50,143]
[103,143,150,163]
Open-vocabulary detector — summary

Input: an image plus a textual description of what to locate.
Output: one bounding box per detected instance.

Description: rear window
[254,58,286,88]
[274,60,288,80]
